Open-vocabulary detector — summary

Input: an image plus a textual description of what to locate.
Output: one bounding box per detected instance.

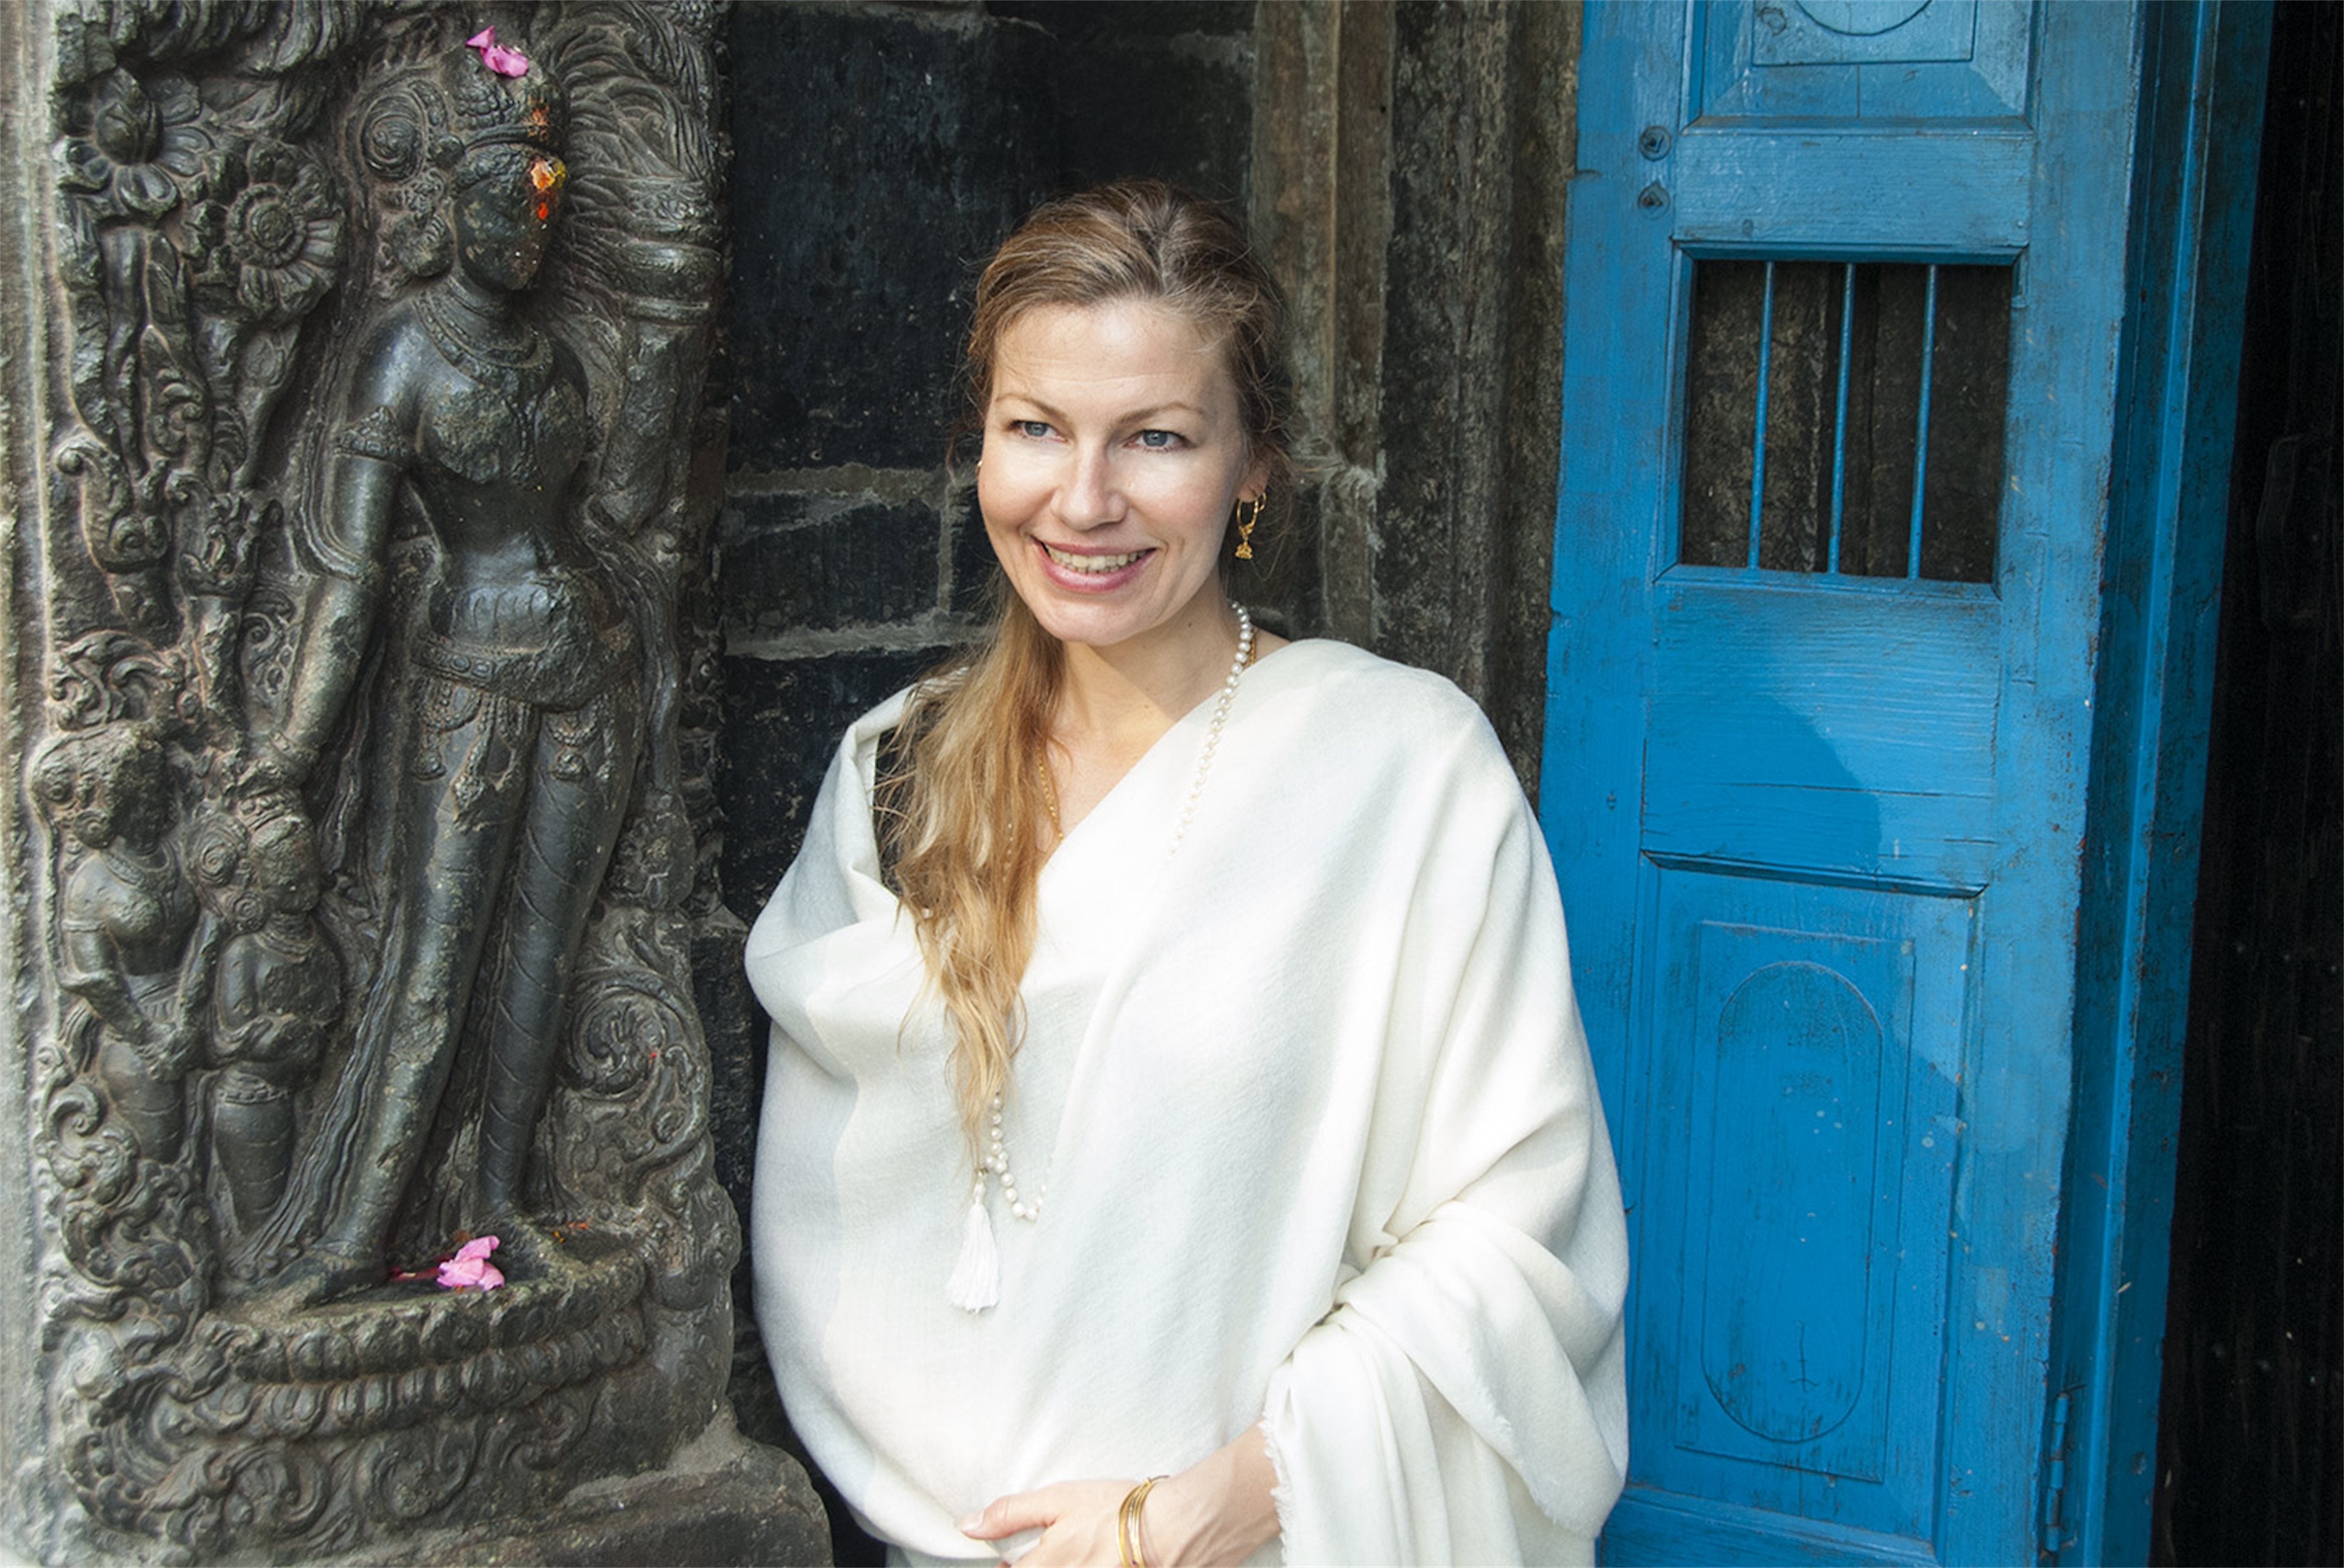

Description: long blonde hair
[881,182,1291,1150]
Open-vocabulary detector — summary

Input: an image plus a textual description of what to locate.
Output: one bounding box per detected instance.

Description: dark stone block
[948,482,1004,615]
[1054,37,1252,202]
[1242,484,1324,644]
[988,1,1255,202]
[727,6,1057,471]
[989,1,1257,42]
[343,1436,828,1568]
[717,646,954,924]
[722,491,942,636]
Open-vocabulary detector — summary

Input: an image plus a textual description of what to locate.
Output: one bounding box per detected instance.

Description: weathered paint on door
[1539,3,2200,1562]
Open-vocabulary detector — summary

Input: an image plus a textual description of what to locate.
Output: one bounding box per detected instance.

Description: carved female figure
[255,41,641,1304]
[33,723,197,1164]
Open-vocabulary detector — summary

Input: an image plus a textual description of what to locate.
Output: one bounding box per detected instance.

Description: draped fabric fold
[749,640,1627,1566]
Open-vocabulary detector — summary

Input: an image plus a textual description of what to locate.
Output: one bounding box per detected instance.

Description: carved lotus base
[200,1245,650,1442]
[59,1235,733,1564]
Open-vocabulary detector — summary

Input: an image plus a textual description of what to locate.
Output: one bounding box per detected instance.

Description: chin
[1028,589,1217,656]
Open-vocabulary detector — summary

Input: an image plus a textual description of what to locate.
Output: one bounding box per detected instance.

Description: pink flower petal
[438,1257,505,1290]
[433,1234,506,1289]
[465,27,532,78]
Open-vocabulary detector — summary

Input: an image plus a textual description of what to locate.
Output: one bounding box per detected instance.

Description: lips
[1040,541,1152,574]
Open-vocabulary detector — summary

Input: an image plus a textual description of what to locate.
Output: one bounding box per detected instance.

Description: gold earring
[1234,494,1263,560]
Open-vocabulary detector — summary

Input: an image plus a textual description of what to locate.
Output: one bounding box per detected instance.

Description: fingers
[959,1489,1054,1541]
[960,1479,1130,1566]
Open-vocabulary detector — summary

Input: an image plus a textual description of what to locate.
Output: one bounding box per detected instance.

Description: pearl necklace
[1170,602,1253,857]
[1032,603,1256,856]
[983,1092,1043,1221]
[947,603,1258,1312]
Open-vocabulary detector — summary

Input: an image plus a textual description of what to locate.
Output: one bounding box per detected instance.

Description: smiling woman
[746,183,1628,1568]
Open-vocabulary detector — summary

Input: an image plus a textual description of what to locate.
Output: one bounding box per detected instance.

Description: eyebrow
[992,393,1209,425]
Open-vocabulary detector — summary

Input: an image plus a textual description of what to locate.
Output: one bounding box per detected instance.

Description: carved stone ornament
[8,3,799,1561]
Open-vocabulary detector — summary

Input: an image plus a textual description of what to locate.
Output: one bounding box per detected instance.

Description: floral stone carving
[12,4,764,1561]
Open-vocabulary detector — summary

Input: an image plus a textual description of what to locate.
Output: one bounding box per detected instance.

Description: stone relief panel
[22,2,740,1559]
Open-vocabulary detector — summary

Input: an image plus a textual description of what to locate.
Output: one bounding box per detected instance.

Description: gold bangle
[1118,1475,1165,1568]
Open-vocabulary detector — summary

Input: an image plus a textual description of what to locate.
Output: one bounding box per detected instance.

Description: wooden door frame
[2054,2,2271,1562]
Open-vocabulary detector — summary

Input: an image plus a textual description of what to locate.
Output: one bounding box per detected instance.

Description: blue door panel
[1646,577,2001,890]
[1671,137,2030,257]
[1694,0,2032,122]
[1602,1492,1949,1568]
[1637,870,1966,1540]
[1678,0,2036,256]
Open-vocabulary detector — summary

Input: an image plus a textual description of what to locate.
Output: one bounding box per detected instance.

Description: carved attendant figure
[256,39,641,1304]
[33,724,196,1163]
[190,794,340,1232]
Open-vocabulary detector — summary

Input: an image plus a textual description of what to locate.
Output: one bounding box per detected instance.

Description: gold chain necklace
[1037,752,1063,842]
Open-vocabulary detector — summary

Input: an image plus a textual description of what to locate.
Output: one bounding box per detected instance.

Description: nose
[1057,444,1124,531]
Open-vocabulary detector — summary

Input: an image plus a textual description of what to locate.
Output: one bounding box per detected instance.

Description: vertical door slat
[1907,264,1940,578]
[1750,259,1777,570]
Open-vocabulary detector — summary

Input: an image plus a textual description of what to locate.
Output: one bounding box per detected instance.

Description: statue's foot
[479,1213,585,1282]
[258,1244,383,1311]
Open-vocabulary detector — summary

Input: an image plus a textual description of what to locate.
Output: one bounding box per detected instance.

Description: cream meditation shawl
[748,639,1628,1566]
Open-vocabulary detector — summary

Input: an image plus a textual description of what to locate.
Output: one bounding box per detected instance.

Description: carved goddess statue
[251,39,642,1305]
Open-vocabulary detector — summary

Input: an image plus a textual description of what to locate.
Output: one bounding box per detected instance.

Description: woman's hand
[960,1425,1279,1567]
[959,1477,1125,1566]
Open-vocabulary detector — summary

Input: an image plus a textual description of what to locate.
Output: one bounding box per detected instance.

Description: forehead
[989,299,1235,406]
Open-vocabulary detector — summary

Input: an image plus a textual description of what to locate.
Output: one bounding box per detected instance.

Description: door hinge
[2039,1389,2074,1561]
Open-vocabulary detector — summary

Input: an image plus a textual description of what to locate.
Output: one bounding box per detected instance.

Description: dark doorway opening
[2154,5,2343,1562]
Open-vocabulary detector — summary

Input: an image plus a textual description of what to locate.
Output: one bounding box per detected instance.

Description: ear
[1239,453,1271,503]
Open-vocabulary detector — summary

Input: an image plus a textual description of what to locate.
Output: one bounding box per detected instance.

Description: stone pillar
[0,3,822,1561]
[1253,0,1579,791]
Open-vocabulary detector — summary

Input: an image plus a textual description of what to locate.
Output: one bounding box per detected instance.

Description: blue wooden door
[1541,3,2152,1561]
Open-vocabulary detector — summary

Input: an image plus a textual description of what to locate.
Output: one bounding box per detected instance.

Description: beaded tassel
[946,1181,999,1312]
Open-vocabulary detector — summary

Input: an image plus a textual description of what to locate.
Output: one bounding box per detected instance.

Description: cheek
[976,458,1043,536]
[1138,472,1236,542]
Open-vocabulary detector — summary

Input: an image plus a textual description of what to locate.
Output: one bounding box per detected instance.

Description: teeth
[1044,543,1145,573]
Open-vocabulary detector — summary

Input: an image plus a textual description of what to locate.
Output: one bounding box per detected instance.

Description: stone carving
[23,4,741,1560]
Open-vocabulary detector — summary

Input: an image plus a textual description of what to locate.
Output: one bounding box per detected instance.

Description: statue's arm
[57,865,165,1052]
[258,341,412,786]
[174,909,229,1044]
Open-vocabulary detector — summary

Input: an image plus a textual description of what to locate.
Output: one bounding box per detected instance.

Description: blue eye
[1012,419,1052,439]
[1135,429,1185,450]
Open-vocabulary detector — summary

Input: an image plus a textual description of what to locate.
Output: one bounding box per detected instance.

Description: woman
[750,182,1627,1566]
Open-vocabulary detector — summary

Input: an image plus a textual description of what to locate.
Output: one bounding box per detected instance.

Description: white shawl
[748,639,1627,1566]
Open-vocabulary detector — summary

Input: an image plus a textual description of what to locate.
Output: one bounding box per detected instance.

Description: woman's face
[978,299,1265,662]
[451,147,564,293]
